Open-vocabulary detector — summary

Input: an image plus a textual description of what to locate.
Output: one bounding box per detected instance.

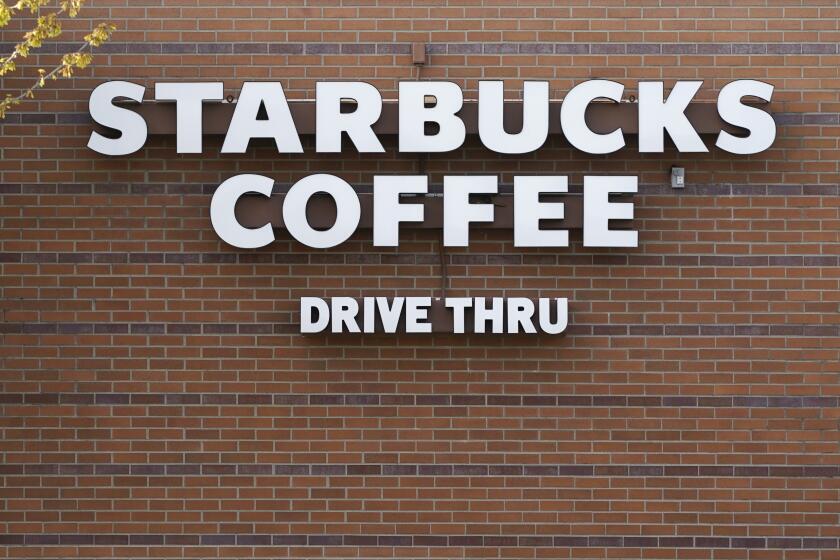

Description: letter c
[210,174,275,249]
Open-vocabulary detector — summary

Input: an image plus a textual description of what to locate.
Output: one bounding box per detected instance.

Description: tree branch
[5,41,90,105]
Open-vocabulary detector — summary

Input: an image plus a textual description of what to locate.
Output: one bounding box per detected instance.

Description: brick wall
[2,2,840,559]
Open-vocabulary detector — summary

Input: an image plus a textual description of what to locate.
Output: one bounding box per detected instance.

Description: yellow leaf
[0,3,11,27]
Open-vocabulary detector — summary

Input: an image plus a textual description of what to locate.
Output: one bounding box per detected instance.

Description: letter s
[87,81,148,156]
[716,80,776,155]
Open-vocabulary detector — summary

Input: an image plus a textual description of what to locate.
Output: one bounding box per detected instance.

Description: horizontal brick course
[3,534,840,549]
[3,462,840,477]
